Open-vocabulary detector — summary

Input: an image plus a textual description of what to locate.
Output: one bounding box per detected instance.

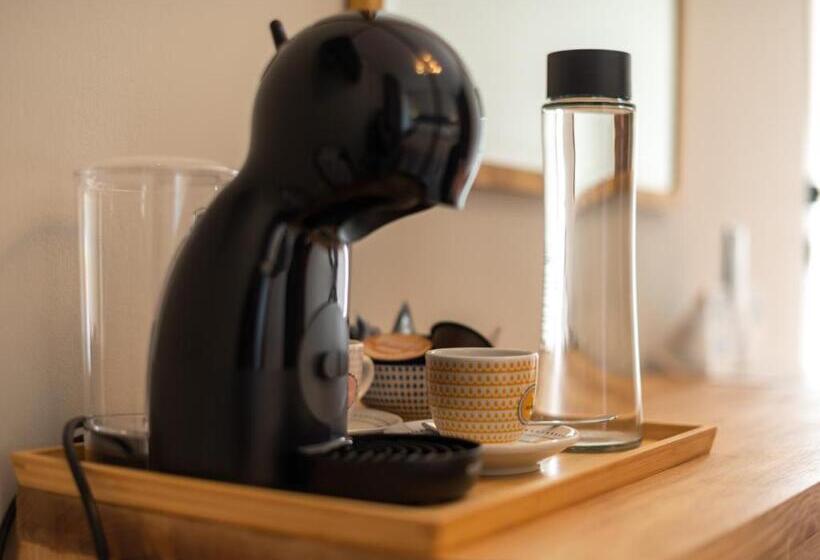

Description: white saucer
[348,407,403,435]
[481,425,580,475]
[384,420,580,476]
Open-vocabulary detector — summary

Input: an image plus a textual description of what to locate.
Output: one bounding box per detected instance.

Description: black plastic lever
[270,20,287,51]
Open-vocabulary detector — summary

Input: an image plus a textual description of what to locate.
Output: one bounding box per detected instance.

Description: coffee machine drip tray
[303,435,481,505]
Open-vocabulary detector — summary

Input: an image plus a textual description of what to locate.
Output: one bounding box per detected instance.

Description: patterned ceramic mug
[360,333,434,420]
[425,348,538,444]
[361,360,430,420]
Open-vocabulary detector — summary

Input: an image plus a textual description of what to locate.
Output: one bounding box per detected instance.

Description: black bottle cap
[547,49,631,100]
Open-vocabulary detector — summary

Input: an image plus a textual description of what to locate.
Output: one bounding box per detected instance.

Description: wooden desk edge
[682,482,820,560]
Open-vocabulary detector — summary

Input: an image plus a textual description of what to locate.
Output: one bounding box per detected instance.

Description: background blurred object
[652,224,759,376]
[802,186,820,388]
[392,303,416,335]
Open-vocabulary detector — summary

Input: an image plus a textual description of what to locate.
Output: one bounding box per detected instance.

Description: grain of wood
[444,377,820,560]
[17,489,407,560]
[11,421,712,557]
[683,482,820,560]
[11,376,820,559]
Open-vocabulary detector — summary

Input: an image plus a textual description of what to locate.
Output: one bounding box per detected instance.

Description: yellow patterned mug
[425,348,538,444]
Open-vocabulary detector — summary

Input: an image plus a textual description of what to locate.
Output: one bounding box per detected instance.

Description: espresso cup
[425,348,538,444]
[347,340,375,408]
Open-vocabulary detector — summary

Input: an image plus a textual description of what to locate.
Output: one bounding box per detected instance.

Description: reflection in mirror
[383,0,679,200]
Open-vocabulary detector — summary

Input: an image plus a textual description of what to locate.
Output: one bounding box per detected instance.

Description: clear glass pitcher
[534,50,642,451]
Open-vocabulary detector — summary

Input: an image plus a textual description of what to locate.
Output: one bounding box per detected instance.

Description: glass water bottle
[535,50,642,451]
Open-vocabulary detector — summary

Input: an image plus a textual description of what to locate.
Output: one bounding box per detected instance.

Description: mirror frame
[347,0,683,208]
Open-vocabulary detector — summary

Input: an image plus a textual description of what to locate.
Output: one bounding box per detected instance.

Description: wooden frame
[347,0,684,208]
[347,0,382,10]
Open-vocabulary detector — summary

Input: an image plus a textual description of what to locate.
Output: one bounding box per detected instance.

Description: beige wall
[0,0,340,509]
[352,0,808,377]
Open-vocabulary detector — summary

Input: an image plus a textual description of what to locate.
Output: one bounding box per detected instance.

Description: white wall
[0,0,340,510]
[351,0,808,378]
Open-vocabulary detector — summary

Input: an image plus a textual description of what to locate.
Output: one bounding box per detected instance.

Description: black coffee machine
[147,11,483,490]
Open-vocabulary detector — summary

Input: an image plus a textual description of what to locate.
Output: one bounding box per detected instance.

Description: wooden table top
[445,374,820,560]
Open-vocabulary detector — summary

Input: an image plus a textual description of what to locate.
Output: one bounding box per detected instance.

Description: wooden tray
[12,422,715,558]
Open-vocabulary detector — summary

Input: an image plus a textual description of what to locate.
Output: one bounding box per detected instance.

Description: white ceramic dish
[347,407,403,435]
[384,420,580,475]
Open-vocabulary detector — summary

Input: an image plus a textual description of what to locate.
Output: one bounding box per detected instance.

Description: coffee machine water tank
[147,11,483,488]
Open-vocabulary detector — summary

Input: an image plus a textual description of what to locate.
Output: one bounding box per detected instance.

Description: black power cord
[63,416,109,560]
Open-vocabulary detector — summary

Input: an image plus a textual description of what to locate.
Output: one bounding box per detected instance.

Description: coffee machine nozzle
[147,12,483,489]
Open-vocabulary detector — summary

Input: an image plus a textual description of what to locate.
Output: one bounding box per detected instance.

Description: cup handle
[357,355,375,400]
[517,384,618,426]
[346,374,358,410]
[516,384,537,425]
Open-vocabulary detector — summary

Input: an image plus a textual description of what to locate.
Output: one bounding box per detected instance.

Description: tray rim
[11,421,716,556]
